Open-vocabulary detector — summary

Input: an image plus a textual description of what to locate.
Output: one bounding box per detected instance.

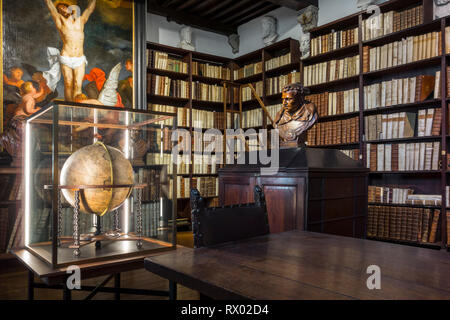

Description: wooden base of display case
[27,236,174,268]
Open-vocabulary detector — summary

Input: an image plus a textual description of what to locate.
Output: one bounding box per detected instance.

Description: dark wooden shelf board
[318,111,360,122]
[367,236,443,250]
[308,142,360,148]
[363,99,442,115]
[368,202,441,209]
[365,135,441,144]
[147,67,189,80]
[302,44,359,65]
[362,19,441,47]
[369,170,441,174]
[233,73,263,84]
[0,167,21,174]
[192,74,226,85]
[265,62,301,77]
[363,56,441,79]
[147,94,189,107]
[306,75,359,93]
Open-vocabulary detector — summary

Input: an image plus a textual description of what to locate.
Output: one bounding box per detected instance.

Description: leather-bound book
[429,209,440,243]
[431,108,442,136]
[446,210,450,245]
[415,75,435,102]
[400,206,408,240]
[389,206,397,239]
[405,207,413,241]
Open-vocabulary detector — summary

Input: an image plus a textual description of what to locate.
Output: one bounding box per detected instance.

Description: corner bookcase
[146,0,449,250]
[146,38,301,223]
[303,0,449,250]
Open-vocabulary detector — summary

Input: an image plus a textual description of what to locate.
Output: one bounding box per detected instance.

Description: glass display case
[24,101,177,267]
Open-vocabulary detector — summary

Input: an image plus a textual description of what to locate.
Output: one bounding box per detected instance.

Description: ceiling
[148,0,318,36]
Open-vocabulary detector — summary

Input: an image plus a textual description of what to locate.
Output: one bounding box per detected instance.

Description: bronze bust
[274,83,318,148]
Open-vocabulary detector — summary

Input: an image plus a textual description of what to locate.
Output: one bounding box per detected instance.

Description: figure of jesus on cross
[45,0,96,101]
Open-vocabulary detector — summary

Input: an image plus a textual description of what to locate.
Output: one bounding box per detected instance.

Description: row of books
[306,88,360,118]
[364,108,441,141]
[192,61,231,80]
[170,176,218,199]
[147,74,189,98]
[147,50,189,73]
[242,81,263,102]
[310,27,359,57]
[265,52,292,71]
[234,61,263,80]
[135,169,161,202]
[174,107,232,129]
[306,117,359,146]
[241,104,280,128]
[363,74,436,110]
[192,176,219,199]
[0,175,22,201]
[340,149,360,161]
[363,31,441,73]
[0,208,22,253]
[147,127,172,152]
[366,142,441,172]
[367,206,439,244]
[137,202,162,238]
[146,155,174,174]
[368,185,413,204]
[266,72,301,96]
[303,55,360,86]
[368,185,442,206]
[192,82,225,103]
[361,5,423,41]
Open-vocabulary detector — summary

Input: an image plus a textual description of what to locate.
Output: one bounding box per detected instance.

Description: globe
[60,142,134,216]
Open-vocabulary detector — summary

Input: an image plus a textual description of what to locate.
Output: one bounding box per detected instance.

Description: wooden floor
[0,232,200,300]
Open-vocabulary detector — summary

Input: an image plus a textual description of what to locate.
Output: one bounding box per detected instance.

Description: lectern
[219,148,369,238]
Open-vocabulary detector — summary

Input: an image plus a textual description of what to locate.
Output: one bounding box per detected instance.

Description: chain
[73,190,81,256]
[136,189,143,249]
[57,190,62,247]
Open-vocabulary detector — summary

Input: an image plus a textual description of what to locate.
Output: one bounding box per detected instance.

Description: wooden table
[144,231,450,300]
[12,248,177,300]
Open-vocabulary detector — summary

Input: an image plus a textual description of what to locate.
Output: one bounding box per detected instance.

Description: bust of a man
[262,16,278,46]
[179,26,195,51]
[274,83,318,148]
[300,33,310,60]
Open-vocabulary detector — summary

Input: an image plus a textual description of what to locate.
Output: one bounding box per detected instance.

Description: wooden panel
[323,198,353,220]
[258,176,306,233]
[219,176,256,206]
[323,218,354,237]
[324,178,354,199]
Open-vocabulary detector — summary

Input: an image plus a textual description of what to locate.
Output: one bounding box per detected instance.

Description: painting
[0,0,135,163]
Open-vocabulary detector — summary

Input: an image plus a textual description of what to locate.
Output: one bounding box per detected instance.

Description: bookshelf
[0,166,22,260]
[304,0,450,250]
[146,38,301,221]
[145,0,449,250]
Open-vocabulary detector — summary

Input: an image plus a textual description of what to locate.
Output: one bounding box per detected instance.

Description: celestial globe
[60,142,133,216]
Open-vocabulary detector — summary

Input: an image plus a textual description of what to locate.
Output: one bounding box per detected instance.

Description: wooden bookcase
[146,38,301,220]
[302,0,450,250]
[0,166,22,260]
[146,0,449,250]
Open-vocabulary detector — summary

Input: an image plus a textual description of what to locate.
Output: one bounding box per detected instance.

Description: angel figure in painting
[44,0,96,101]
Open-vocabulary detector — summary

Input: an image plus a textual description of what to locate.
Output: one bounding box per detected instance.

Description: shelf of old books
[23,101,178,268]
[303,0,449,249]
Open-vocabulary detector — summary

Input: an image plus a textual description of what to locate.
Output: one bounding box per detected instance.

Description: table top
[12,246,176,286]
[144,231,450,300]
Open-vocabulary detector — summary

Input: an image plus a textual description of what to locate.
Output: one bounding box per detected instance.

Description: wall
[147,13,234,58]
[147,0,389,58]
